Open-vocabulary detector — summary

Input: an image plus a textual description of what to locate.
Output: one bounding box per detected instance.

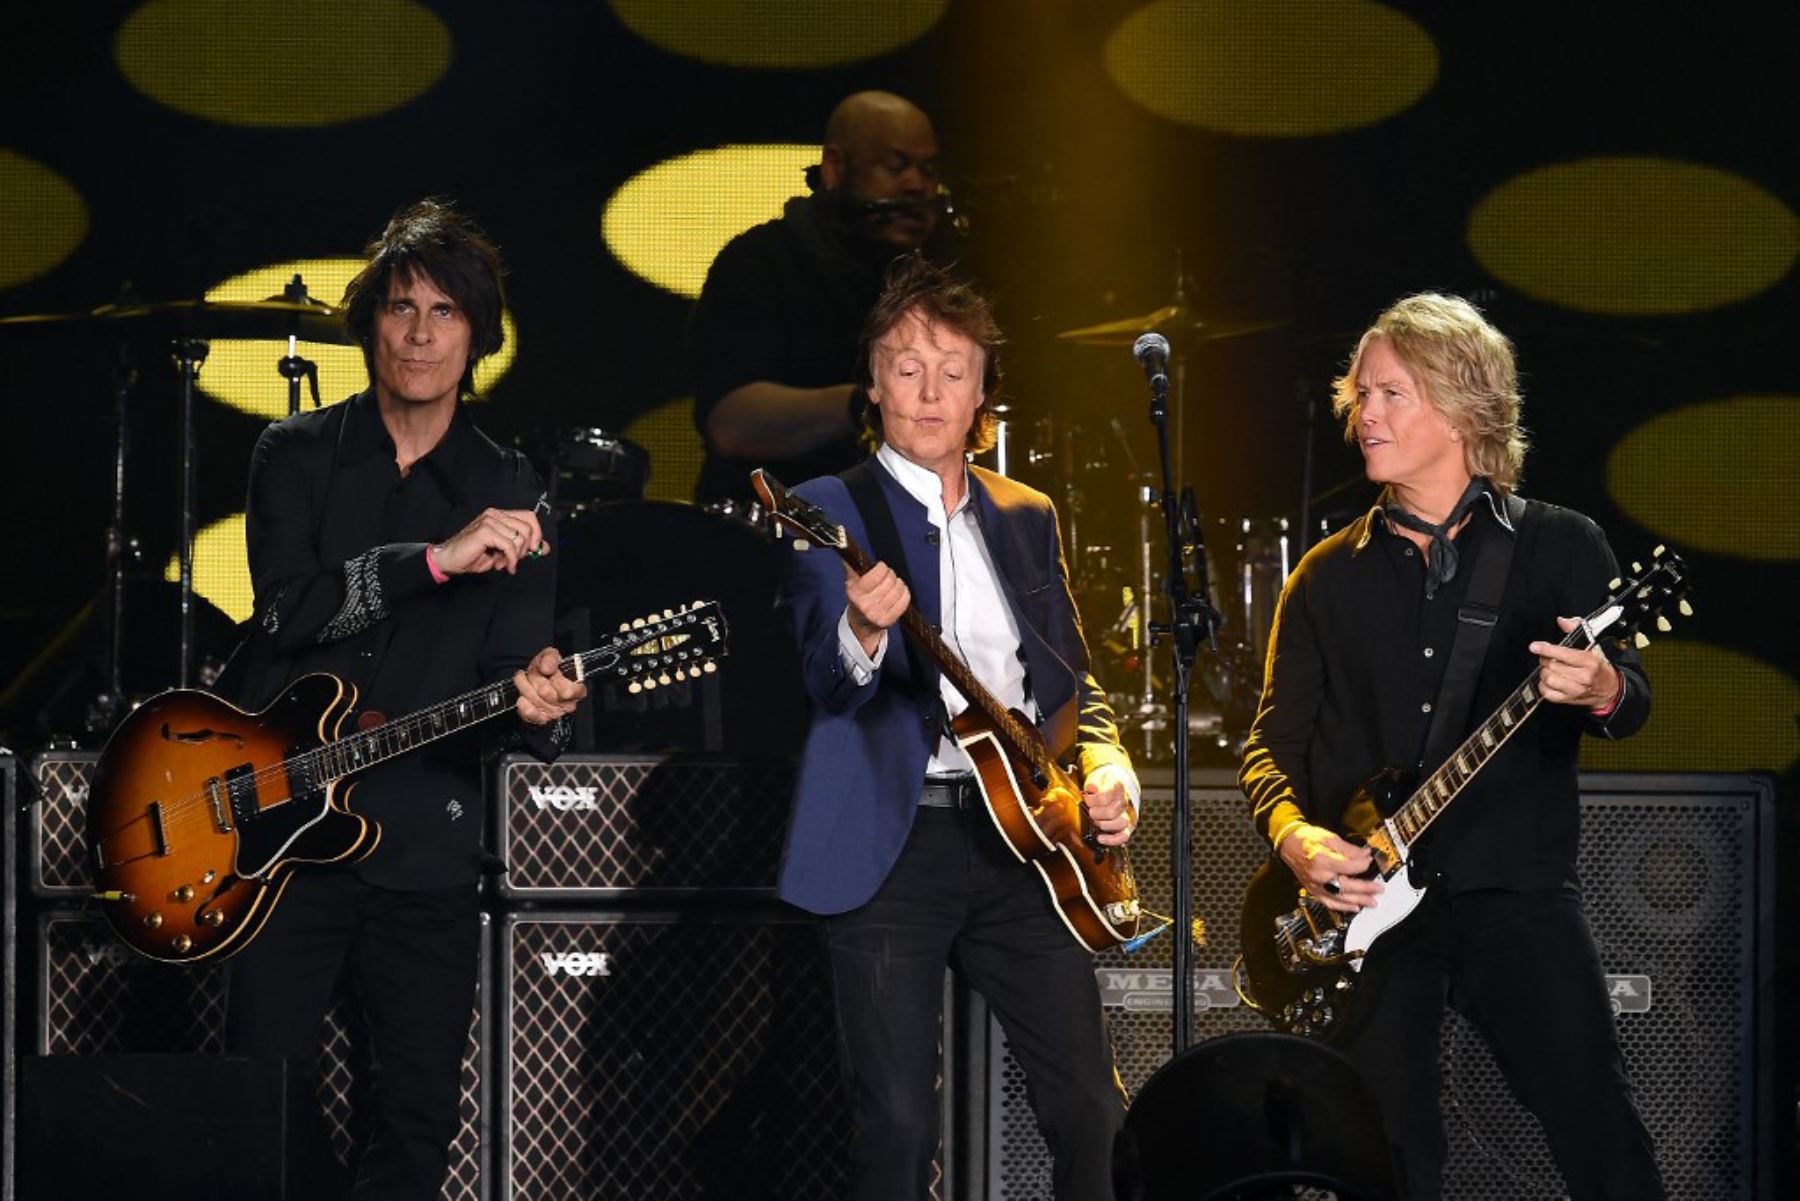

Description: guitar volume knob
[171,935,192,953]
[143,912,163,929]
[201,910,224,927]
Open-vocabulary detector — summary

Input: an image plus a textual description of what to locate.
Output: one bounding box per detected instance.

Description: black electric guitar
[753,469,1141,952]
[1235,548,1691,1041]
[86,602,728,963]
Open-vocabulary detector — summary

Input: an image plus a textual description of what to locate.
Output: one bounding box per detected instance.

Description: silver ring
[1323,876,1343,896]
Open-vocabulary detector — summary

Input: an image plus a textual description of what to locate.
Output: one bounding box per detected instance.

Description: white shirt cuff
[1085,760,1142,811]
[836,609,886,685]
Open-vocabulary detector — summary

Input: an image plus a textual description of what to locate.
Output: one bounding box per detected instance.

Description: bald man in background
[689,91,956,505]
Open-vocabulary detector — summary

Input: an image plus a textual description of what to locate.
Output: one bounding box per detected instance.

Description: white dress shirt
[836,445,1035,776]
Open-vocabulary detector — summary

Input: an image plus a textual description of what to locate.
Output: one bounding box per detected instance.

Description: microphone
[1132,332,1170,394]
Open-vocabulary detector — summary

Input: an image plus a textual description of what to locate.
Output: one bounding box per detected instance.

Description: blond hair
[1331,292,1529,493]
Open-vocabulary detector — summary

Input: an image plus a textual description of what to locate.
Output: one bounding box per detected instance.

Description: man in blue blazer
[773,257,1141,1201]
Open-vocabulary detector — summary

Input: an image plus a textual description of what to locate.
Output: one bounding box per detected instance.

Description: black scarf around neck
[1383,477,1489,597]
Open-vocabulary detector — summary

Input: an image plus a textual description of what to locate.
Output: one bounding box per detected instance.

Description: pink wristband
[1588,669,1625,718]
[425,544,450,585]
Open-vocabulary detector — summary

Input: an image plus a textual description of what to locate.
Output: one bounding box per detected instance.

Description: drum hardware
[272,275,329,417]
[0,286,351,708]
[1056,252,1284,496]
[514,428,651,517]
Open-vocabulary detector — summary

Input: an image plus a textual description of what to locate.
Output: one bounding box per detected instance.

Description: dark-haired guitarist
[222,199,586,1200]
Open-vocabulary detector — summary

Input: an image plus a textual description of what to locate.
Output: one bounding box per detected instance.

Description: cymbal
[1057,303,1284,348]
[0,297,353,345]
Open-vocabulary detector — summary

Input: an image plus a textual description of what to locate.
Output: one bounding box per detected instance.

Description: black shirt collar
[337,389,477,504]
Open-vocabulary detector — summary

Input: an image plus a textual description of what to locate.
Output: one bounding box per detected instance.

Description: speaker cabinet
[500,908,879,1201]
[29,909,492,1201]
[976,772,1775,1201]
[1437,775,1775,1201]
[493,753,795,899]
[25,749,94,897]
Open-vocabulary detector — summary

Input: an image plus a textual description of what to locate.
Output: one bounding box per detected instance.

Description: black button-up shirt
[1240,491,1650,894]
[233,390,561,889]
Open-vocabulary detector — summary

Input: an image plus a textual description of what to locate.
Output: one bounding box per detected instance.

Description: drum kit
[1016,287,1330,761]
[0,280,350,739]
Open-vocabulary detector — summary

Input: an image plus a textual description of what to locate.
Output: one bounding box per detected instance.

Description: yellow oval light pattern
[163,513,252,624]
[1607,397,1799,562]
[1581,642,1799,774]
[610,0,946,68]
[1469,158,1800,314]
[603,144,817,299]
[621,397,702,503]
[202,259,517,421]
[0,150,88,289]
[115,0,451,127]
[1104,0,1436,137]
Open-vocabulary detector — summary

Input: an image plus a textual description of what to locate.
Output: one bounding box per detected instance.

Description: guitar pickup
[224,763,260,826]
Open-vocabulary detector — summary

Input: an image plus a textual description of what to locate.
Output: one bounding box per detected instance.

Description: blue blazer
[774,462,1132,916]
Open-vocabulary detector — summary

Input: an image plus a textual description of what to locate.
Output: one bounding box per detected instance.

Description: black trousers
[224,870,482,1201]
[1342,885,1665,1201]
[825,805,1126,1201]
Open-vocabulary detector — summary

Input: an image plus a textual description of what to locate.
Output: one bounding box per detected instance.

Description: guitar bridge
[205,777,234,833]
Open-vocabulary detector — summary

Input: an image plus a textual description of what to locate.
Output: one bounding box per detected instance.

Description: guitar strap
[1417,491,1527,772]
[841,460,937,704]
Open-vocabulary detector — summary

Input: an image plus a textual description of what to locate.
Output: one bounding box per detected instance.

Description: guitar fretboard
[1387,625,1591,848]
[287,645,623,791]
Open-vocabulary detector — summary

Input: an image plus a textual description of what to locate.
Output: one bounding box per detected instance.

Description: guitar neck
[837,540,1049,776]
[1387,625,1591,847]
[293,650,597,787]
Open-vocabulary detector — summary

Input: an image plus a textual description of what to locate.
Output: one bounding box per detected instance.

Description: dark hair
[856,254,1002,454]
[341,198,506,398]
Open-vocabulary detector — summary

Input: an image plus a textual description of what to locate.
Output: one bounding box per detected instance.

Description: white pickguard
[1341,864,1428,970]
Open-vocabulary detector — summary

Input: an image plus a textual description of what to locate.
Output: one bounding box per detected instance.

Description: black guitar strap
[1418,492,1527,772]
[841,460,935,700]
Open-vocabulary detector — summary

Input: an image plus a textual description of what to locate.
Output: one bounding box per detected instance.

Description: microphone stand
[1143,359,1221,1055]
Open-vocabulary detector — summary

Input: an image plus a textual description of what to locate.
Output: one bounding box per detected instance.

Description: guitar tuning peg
[642,677,657,691]
[673,668,687,681]
[702,660,717,674]
[631,617,646,629]
[1633,632,1650,649]
[1678,599,1692,616]
[628,681,643,694]
[1653,544,1666,556]
[1631,561,1644,573]
[1656,615,1672,632]
[663,609,674,619]
[658,672,672,685]
[618,622,631,633]
[1608,578,1622,590]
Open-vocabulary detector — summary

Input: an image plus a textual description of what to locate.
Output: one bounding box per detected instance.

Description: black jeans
[224,871,482,1201]
[1342,884,1665,1201]
[825,805,1125,1201]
